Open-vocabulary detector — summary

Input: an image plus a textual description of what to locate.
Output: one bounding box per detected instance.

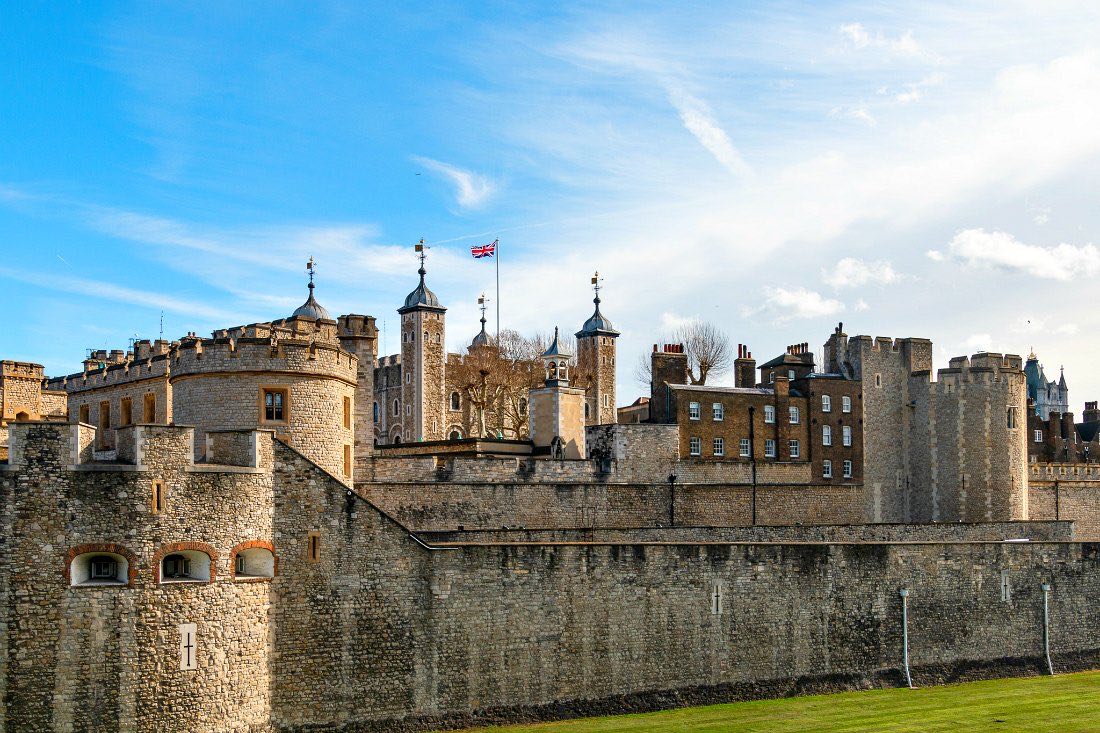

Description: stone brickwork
[908,353,1029,523]
[577,334,617,426]
[337,314,379,468]
[5,420,1100,732]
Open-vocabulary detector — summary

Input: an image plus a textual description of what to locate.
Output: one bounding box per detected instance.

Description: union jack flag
[471,239,497,259]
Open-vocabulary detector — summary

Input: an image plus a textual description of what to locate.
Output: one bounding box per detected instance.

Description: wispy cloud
[664,85,750,176]
[743,287,844,324]
[0,266,238,323]
[838,22,938,62]
[929,228,1100,281]
[411,156,496,209]
[823,258,899,289]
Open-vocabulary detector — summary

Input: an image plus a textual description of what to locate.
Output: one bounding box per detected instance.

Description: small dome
[399,265,444,312]
[541,326,571,359]
[292,284,332,320]
[576,295,620,338]
[471,316,491,348]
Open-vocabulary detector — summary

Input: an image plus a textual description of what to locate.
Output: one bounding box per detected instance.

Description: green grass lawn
[451,671,1100,733]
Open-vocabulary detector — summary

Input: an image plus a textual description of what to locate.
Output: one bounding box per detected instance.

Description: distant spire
[291,255,331,320]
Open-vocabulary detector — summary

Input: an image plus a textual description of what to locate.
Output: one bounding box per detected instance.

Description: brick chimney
[650,343,688,423]
[734,344,756,388]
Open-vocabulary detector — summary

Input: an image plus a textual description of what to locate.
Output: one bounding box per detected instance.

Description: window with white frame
[713,403,724,421]
[764,439,776,458]
[1034,429,1044,443]
[842,425,852,447]
[788,369,795,380]
[789,439,800,458]
[788,406,799,424]
[713,437,725,457]
[739,438,750,457]
[843,460,853,478]
[822,460,833,478]
[689,402,701,420]
[822,395,831,412]
[764,405,775,423]
[842,395,851,413]
[822,425,832,446]
[689,436,702,456]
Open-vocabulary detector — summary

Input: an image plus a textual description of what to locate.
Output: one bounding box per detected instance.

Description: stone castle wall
[172,336,356,480]
[0,422,277,732]
[5,422,1100,732]
[1029,463,1100,540]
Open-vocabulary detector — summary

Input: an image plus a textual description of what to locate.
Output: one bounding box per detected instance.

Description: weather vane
[591,270,603,300]
[306,256,316,286]
[414,238,429,269]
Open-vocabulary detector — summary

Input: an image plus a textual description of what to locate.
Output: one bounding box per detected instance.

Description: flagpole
[495,238,500,342]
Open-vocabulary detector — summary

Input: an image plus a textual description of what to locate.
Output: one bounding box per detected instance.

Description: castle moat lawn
[452,671,1100,733]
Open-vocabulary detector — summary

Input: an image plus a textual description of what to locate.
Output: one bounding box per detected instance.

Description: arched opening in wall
[159,550,212,584]
[448,428,462,441]
[231,543,277,580]
[393,434,402,444]
[584,402,591,420]
[393,399,400,417]
[14,411,29,421]
[70,551,129,586]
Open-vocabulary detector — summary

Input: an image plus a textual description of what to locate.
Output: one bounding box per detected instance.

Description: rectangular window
[788,369,796,380]
[713,437,725,457]
[99,401,110,429]
[152,479,167,514]
[739,438,750,457]
[711,581,723,615]
[822,395,831,412]
[842,396,852,413]
[343,444,352,477]
[1006,407,1018,429]
[764,405,775,423]
[789,406,800,424]
[143,393,156,423]
[712,403,724,421]
[120,397,132,426]
[79,404,90,424]
[822,460,832,478]
[689,402,701,420]
[262,388,288,423]
[764,439,776,458]
[689,436,702,456]
[875,374,882,388]
[789,439,800,458]
[1034,430,1044,443]
[343,396,352,429]
[306,532,321,563]
[842,425,852,447]
[822,425,832,446]
[843,460,853,478]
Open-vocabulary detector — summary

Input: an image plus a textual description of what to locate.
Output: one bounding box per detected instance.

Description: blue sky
[3,2,1100,405]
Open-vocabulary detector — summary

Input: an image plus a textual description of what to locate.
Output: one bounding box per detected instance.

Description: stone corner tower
[529,328,587,458]
[575,271,619,426]
[397,244,446,442]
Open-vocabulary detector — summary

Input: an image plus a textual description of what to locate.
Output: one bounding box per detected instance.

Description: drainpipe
[1041,582,1055,675]
[668,473,676,527]
[899,588,914,688]
[749,406,758,526]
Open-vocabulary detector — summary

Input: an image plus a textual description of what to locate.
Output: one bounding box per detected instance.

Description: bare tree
[633,319,733,388]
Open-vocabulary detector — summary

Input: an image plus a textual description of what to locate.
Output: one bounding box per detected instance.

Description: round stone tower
[171,275,357,481]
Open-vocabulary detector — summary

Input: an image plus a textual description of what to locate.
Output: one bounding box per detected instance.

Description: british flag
[471,239,497,258]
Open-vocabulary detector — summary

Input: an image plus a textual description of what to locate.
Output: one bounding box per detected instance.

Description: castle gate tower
[575,271,619,425]
[397,243,447,442]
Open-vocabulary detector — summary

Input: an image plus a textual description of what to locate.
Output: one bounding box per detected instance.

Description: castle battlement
[171,334,357,383]
[47,353,172,393]
[337,314,378,340]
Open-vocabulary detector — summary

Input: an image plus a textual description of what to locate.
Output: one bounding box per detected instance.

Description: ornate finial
[306,256,316,290]
[591,271,602,304]
[478,293,488,323]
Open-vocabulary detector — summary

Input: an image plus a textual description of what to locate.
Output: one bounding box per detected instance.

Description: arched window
[373,402,379,421]
[449,429,462,441]
[393,399,400,417]
[584,402,591,419]
[69,550,129,586]
[393,434,402,444]
[231,542,277,580]
[158,548,213,584]
[14,411,29,421]
[450,392,461,411]
[424,331,428,342]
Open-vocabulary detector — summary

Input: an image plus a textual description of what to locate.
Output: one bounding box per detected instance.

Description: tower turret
[397,241,447,442]
[529,327,586,458]
[575,271,619,425]
[470,294,491,350]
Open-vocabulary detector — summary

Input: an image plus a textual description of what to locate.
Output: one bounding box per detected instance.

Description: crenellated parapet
[172,332,357,385]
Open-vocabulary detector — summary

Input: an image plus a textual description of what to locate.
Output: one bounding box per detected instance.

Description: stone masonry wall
[0,422,277,733]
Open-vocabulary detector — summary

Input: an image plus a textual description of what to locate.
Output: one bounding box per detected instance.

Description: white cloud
[925,250,945,262]
[1057,323,1080,336]
[965,333,993,352]
[854,298,869,311]
[411,156,495,209]
[895,73,946,104]
[822,258,899,289]
[838,23,934,61]
[665,86,751,176]
[828,105,876,126]
[744,287,844,323]
[940,228,1100,281]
